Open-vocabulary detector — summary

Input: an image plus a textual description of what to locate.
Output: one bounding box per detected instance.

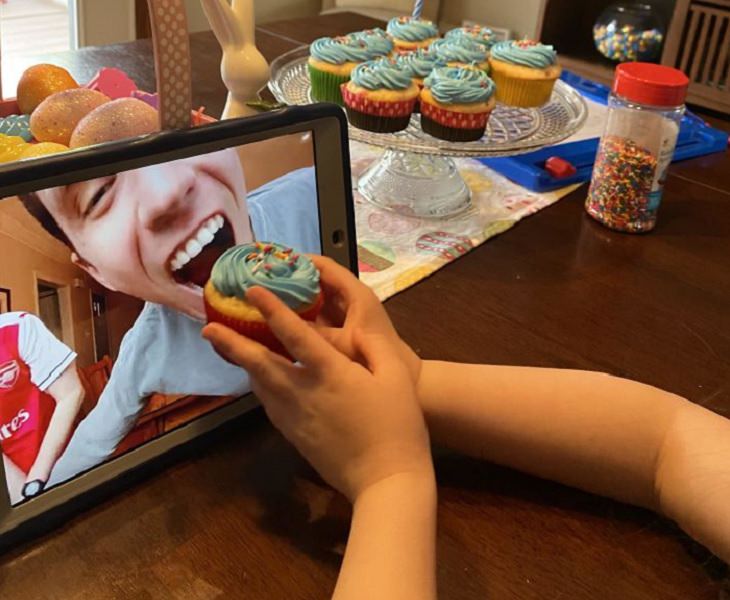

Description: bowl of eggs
[0,64,210,164]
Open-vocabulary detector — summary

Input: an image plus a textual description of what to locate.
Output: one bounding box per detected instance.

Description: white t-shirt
[0,313,76,392]
[47,167,320,486]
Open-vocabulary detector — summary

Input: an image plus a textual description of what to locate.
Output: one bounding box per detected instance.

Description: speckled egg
[69,98,160,149]
[19,142,69,160]
[30,88,110,145]
[17,64,79,114]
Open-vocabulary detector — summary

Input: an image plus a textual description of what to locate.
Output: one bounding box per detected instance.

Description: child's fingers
[311,323,356,357]
[352,329,404,378]
[245,287,345,371]
[202,323,294,393]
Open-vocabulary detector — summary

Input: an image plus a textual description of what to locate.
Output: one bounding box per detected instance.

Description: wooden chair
[76,355,113,417]
[662,0,730,113]
[320,0,441,24]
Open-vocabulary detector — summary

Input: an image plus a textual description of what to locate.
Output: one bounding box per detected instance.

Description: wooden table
[2,13,729,600]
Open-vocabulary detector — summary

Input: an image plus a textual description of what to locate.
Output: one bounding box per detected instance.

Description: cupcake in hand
[386,16,439,52]
[204,243,323,358]
[488,40,561,108]
[342,59,420,133]
[430,37,490,72]
[420,66,496,142]
[308,36,377,106]
[445,25,498,51]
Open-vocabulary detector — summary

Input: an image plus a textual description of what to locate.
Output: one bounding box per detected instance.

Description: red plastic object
[613,63,689,108]
[545,156,577,179]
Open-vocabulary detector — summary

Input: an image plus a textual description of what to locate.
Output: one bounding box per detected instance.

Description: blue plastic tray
[480,71,729,192]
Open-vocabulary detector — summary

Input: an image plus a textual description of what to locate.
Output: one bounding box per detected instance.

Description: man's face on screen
[36,149,253,320]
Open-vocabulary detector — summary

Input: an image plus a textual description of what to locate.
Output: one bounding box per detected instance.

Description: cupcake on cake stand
[268,46,588,219]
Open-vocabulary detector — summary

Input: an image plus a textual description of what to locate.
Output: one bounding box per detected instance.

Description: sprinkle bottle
[585,62,689,233]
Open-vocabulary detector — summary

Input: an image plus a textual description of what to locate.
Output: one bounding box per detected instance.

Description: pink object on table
[85,67,138,100]
[131,90,160,109]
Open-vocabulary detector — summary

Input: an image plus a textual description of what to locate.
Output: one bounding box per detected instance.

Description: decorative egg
[0,115,33,142]
[69,98,160,149]
[85,67,138,100]
[19,142,69,160]
[0,134,31,163]
[30,88,110,145]
[17,64,79,114]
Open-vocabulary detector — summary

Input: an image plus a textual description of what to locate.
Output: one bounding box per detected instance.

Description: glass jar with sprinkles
[585,62,688,233]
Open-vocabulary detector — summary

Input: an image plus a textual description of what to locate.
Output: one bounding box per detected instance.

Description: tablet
[0,104,356,547]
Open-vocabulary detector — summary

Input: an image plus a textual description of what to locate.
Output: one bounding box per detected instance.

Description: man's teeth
[170,215,225,272]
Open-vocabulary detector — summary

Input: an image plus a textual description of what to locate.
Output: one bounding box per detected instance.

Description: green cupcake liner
[308,65,350,106]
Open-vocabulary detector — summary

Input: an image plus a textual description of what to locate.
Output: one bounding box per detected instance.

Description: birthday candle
[412,0,424,18]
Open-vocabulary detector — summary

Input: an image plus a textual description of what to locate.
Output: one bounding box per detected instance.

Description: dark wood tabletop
[2,12,729,600]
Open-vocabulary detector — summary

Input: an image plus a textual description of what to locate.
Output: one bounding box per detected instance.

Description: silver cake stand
[269,46,588,219]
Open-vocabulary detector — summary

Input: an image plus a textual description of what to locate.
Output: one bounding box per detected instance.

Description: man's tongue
[178,245,224,288]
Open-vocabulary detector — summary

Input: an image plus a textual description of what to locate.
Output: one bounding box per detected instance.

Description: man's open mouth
[169,214,235,288]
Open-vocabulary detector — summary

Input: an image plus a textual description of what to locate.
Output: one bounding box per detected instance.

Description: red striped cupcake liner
[420,99,491,130]
[204,293,323,360]
[341,84,417,117]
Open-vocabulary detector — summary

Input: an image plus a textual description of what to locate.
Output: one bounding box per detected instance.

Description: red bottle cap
[613,63,689,108]
[545,156,577,179]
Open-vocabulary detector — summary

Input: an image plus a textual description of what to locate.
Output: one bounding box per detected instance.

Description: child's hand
[202,287,433,503]
[310,256,422,385]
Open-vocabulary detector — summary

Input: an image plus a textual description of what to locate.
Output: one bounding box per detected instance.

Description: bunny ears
[200,0,256,49]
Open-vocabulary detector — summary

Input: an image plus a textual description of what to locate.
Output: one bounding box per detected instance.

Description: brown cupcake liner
[421,115,486,142]
[345,106,412,133]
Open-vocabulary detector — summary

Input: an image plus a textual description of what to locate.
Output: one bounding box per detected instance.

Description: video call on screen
[0,131,320,505]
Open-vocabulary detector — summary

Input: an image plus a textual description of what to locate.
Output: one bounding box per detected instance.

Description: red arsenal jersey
[0,313,76,474]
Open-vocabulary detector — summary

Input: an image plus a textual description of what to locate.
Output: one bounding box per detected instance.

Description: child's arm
[309,256,730,563]
[335,472,437,600]
[26,363,84,486]
[418,361,730,563]
[204,287,437,600]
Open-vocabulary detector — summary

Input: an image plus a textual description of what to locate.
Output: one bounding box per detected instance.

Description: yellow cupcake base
[489,59,562,108]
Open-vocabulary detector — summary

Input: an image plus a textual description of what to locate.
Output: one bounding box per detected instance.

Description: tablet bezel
[0,104,357,547]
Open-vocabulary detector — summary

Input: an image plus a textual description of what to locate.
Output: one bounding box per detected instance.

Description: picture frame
[0,288,10,314]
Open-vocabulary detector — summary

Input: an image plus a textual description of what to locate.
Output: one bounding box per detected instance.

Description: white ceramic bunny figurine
[200,0,271,118]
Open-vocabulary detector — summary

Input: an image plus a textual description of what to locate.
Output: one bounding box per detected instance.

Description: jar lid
[613,63,689,107]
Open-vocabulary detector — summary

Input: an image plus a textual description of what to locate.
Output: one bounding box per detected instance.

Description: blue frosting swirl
[490,40,558,68]
[430,38,488,66]
[445,26,497,50]
[386,16,438,42]
[310,36,377,64]
[424,66,495,104]
[0,115,32,142]
[211,243,320,310]
[351,59,415,90]
[396,49,446,78]
[350,28,394,56]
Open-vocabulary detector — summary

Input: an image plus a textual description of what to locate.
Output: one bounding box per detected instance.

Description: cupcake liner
[490,71,557,108]
[341,84,417,117]
[205,293,323,360]
[421,115,486,141]
[420,99,492,141]
[341,84,416,132]
[309,65,350,106]
[421,99,492,129]
[345,107,412,132]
